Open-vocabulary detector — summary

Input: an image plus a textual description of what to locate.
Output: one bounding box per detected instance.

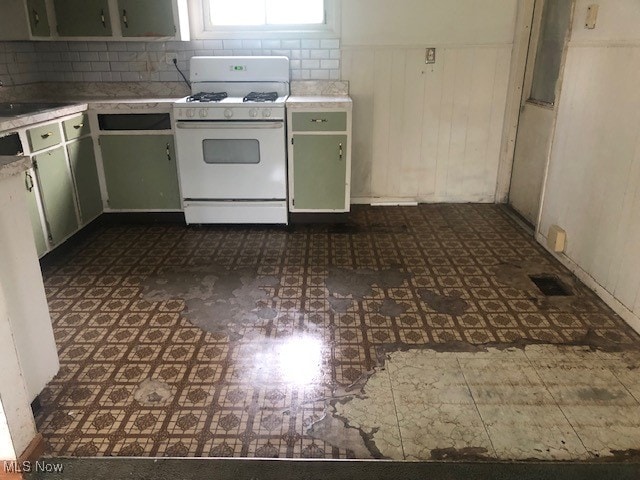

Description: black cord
[173,58,191,88]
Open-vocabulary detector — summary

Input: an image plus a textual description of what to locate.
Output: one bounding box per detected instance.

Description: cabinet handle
[73,123,84,130]
[339,142,343,160]
[101,9,106,28]
[122,9,128,28]
[32,9,40,26]
[41,132,53,139]
[166,143,171,161]
[311,118,328,123]
[25,172,34,192]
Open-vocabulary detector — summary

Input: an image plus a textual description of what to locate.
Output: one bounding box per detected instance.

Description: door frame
[494,0,536,202]
[496,0,577,227]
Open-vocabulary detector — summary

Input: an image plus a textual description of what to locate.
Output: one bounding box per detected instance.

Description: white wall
[537,0,640,332]
[341,0,519,203]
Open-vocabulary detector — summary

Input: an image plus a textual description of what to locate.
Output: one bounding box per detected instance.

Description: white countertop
[0,95,351,133]
[286,96,352,110]
[0,98,180,132]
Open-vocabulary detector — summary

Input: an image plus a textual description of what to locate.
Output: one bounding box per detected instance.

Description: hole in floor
[529,274,573,296]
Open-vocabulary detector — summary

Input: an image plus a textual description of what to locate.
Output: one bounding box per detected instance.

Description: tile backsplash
[0,38,341,86]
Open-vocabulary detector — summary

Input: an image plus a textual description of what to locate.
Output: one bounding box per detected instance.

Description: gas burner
[187,92,228,103]
[243,92,278,103]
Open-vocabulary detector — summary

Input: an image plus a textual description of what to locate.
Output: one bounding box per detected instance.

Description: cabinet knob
[41,132,53,139]
[166,143,171,162]
[101,9,106,28]
[339,143,343,160]
[311,118,328,123]
[73,123,84,130]
[32,9,40,26]
[122,9,128,28]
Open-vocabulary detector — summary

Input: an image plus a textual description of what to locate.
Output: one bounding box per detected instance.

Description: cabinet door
[54,0,112,36]
[27,0,51,37]
[100,135,180,210]
[68,138,102,224]
[24,168,48,257]
[35,147,79,245]
[118,0,175,37]
[293,134,347,210]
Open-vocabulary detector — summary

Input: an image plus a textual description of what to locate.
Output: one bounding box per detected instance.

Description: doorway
[508,0,575,225]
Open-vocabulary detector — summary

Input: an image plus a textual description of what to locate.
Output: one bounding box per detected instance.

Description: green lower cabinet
[34,147,79,246]
[100,135,180,210]
[53,0,112,36]
[27,0,51,37]
[118,0,175,37]
[68,138,103,224]
[293,134,347,210]
[24,169,48,257]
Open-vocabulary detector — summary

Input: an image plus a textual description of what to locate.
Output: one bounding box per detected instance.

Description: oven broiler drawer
[183,201,287,225]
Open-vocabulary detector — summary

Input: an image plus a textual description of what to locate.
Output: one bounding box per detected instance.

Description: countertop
[0,94,351,133]
[0,98,179,132]
[286,96,352,110]
[0,155,31,181]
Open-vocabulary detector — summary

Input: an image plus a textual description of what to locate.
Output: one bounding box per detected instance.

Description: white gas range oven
[173,56,289,224]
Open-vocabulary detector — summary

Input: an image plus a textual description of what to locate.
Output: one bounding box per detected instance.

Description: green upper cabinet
[27,0,51,37]
[67,138,103,225]
[100,135,180,210]
[118,0,175,37]
[293,134,347,210]
[54,0,112,37]
[34,147,79,245]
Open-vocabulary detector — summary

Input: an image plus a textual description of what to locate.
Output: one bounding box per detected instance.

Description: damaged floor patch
[133,379,175,406]
[326,345,640,461]
[141,263,279,338]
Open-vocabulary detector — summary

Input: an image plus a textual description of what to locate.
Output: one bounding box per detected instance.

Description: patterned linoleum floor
[35,205,640,458]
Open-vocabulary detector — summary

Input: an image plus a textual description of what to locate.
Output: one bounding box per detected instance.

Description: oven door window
[202,139,260,164]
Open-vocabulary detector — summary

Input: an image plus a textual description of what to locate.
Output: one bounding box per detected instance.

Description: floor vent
[529,275,573,296]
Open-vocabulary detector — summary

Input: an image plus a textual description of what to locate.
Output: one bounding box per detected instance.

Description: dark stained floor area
[34,205,640,458]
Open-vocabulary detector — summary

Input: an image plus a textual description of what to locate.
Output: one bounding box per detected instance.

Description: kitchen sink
[0,102,72,117]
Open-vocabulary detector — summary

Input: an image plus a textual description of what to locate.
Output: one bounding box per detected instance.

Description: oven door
[175,120,286,200]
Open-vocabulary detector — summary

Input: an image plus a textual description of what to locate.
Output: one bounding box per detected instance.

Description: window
[528,0,573,105]
[191,0,338,38]
[209,0,324,26]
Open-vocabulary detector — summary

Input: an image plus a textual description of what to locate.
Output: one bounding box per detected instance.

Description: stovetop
[183,91,285,105]
[243,92,279,103]
[187,92,228,103]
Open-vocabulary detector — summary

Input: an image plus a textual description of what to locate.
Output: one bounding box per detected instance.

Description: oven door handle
[176,121,283,130]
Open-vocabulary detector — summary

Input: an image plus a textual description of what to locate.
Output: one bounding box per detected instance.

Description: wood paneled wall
[342,45,512,203]
[537,0,640,331]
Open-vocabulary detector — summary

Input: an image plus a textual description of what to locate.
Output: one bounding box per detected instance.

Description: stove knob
[199,108,208,118]
[224,108,233,119]
[262,108,272,118]
[249,108,258,118]
[187,108,195,118]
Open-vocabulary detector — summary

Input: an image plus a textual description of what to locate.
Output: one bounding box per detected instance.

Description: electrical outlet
[425,48,436,64]
[165,52,178,65]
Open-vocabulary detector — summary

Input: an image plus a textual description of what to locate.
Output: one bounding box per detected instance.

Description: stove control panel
[174,105,284,121]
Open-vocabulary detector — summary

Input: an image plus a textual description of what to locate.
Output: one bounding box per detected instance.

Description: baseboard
[0,433,45,480]
[351,195,496,204]
[535,232,640,335]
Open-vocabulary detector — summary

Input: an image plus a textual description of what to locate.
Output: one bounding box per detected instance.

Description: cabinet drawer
[291,112,347,132]
[27,123,61,152]
[63,114,90,140]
